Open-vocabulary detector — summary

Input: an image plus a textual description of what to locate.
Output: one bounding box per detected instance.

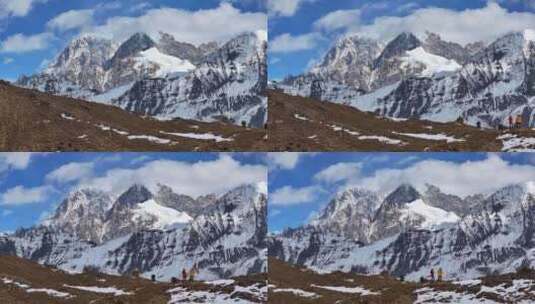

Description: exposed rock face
[157,32,217,65]
[275,30,535,128]
[154,184,214,218]
[268,182,535,281]
[108,33,156,67]
[422,32,479,64]
[43,189,113,243]
[310,188,380,243]
[423,184,478,216]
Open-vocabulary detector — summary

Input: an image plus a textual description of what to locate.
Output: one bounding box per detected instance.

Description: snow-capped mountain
[1,183,267,281]
[16,31,267,127]
[268,182,535,281]
[113,31,268,127]
[274,30,535,128]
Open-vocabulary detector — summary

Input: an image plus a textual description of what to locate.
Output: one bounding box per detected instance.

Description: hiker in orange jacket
[437,268,444,281]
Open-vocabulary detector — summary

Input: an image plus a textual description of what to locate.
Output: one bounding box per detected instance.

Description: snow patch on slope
[401,47,461,76]
[132,199,192,230]
[401,199,460,229]
[135,47,195,77]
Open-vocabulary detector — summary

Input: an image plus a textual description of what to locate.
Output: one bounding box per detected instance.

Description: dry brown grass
[268,90,535,151]
[0,82,268,152]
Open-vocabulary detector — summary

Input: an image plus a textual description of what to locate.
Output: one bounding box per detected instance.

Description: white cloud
[1,209,13,216]
[1,185,53,206]
[96,1,122,11]
[340,2,535,45]
[271,185,322,206]
[270,209,281,217]
[0,32,54,53]
[47,9,94,32]
[0,0,46,18]
[0,153,33,172]
[314,162,362,184]
[267,153,317,170]
[130,155,151,164]
[78,155,266,198]
[84,3,266,45]
[313,9,361,32]
[45,162,94,184]
[2,57,13,64]
[351,154,535,197]
[270,32,323,53]
[267,0,314,17]
[129,2,151,13]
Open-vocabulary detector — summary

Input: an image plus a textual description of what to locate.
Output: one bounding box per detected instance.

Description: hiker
[189,264,198,281]
[516,115,523,129]
[437,268,444,282]
[182,268,187,281]
[509,115,513,129]
[476,121,481,129]
[430,268,435,281]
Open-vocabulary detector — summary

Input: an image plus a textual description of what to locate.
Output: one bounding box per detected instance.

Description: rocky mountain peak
[116,184,153,207]
[322,188,379,217]
[383,184,421,207]
[44,188,113,243]
[375,32,421,67]
[157,31,208,65]
[153,184,209,217]
[51,188,112,219]
[312,187,380,242]
[318,35,381,68]
[422,31,472,64]
[109,32,156,65]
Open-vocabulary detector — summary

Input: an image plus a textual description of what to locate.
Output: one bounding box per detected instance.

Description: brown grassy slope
[268,90,535,151]
[268,258,535,304]
[0,81,268,151]
[268,257,416,304]
[0,255,267,304]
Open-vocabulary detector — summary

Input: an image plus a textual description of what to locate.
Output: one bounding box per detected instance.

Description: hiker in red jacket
[508,115,513,129]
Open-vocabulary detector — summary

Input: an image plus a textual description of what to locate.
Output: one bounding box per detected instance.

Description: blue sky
[0,0,266,82]
[268,153,535,232]
[268,0,535,80]
[0,153,267,232]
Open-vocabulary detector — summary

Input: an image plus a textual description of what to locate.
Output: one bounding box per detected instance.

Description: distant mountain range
[268,182,535,281]
[16,31,267,128]
[273,30,535,128]
[0,183,267,281]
